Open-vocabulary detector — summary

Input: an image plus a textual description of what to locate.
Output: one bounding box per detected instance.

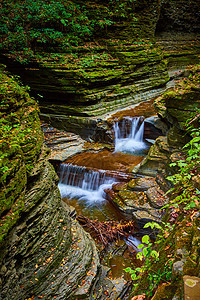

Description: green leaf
[142,247,148,257]
[169,162,177,167]
[190,201,196,208]
[135,267,141,272]
[124,267,132,273]
[137,243,144,249]
[151,250,159,258]
[192,137,200,143]
[136,252,143,261]
[143,223,151,229]
[131,273,137,280]
[60,19,66,26]
[142,235,150,244]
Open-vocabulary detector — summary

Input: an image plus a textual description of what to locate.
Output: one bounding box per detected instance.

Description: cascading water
[114,117,147,154]
[58,163,116,205]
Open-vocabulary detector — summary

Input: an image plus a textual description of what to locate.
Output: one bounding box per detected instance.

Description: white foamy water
[58,164,116,205]
[114,117,147,153]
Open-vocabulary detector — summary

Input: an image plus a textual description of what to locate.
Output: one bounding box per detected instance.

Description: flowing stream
[58,163,124,221]
[114,117,148,154]
[58,112,151,278]
[58,117,148,219]
[59,163,116,204]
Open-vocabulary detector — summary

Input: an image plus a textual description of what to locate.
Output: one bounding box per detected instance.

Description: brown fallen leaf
[165,245,170,250]
[186,222,193,227]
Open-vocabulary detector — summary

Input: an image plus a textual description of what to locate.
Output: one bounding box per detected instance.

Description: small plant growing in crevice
[125,231,173,297]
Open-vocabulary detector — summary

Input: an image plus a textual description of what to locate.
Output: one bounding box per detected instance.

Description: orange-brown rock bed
[107,98,156,124]
[65,150,144,173]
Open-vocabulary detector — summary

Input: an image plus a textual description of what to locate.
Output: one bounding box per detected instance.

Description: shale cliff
[0,69,100,299]
[1,0,199,138]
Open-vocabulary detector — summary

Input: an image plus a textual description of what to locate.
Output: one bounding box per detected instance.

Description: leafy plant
[163,123,200,213]
[125,233,173,297]
[0,0,137,62]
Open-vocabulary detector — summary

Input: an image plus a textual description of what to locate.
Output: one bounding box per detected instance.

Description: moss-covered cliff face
[0,69,101,299]
[0,0,165,135]
[0,70,43,242]
[155,65,200,147]
[1,0,199,138]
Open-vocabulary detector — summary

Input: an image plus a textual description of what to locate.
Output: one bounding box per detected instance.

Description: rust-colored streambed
[65,150,144,173]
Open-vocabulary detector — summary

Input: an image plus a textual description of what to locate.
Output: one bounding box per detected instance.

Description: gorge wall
[128,64,200,300]
[1,0,199,139]
[0,69,101,299]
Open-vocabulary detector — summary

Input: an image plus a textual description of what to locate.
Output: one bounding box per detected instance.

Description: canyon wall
[0,69,100,299]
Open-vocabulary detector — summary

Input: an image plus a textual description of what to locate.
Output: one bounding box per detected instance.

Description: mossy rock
[0,70,43,244]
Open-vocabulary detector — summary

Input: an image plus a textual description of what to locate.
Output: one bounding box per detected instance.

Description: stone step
[128,176,157,191]
[146,183,169,209]
[50,140,83,150]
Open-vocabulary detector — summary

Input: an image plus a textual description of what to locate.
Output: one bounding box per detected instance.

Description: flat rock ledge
[42,123,85,161]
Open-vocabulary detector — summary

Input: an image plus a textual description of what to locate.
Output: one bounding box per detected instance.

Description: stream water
[114,117,148,154]
[58,116,148,219]
[58,164,122,221]
[52,67,189,284]
[58,114,150,278]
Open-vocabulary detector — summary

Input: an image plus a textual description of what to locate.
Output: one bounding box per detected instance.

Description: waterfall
[114,117,147,153]
[58,164,116,204]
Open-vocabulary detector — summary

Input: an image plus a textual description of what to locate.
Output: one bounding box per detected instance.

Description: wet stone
[146,186,169,208]
[42,123,86,161]
[112,182,128,192]
[173,260,186,275]
[118,190,144,201]
[128,176,156,191]
[132,208,163,223]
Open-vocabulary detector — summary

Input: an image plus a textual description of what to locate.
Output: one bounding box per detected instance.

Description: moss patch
[0,69,44,243]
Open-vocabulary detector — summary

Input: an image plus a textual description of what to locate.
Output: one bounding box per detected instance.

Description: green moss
[0,69,44,244]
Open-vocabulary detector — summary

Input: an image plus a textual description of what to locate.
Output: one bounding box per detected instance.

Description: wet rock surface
[42,123,85,161]
[106,175,167,224]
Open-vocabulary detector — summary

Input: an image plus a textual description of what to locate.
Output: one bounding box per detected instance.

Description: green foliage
[102,0,137,19]
[164,121,200,213]
[0,0,137,62]
[0,0,92,56]
[125,233,173,297]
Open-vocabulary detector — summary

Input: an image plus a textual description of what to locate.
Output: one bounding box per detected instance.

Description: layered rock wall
[0,69,100,299]
[156,0,200,33]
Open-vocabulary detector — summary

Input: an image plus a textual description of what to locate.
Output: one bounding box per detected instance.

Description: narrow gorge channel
[49,97,166,285]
